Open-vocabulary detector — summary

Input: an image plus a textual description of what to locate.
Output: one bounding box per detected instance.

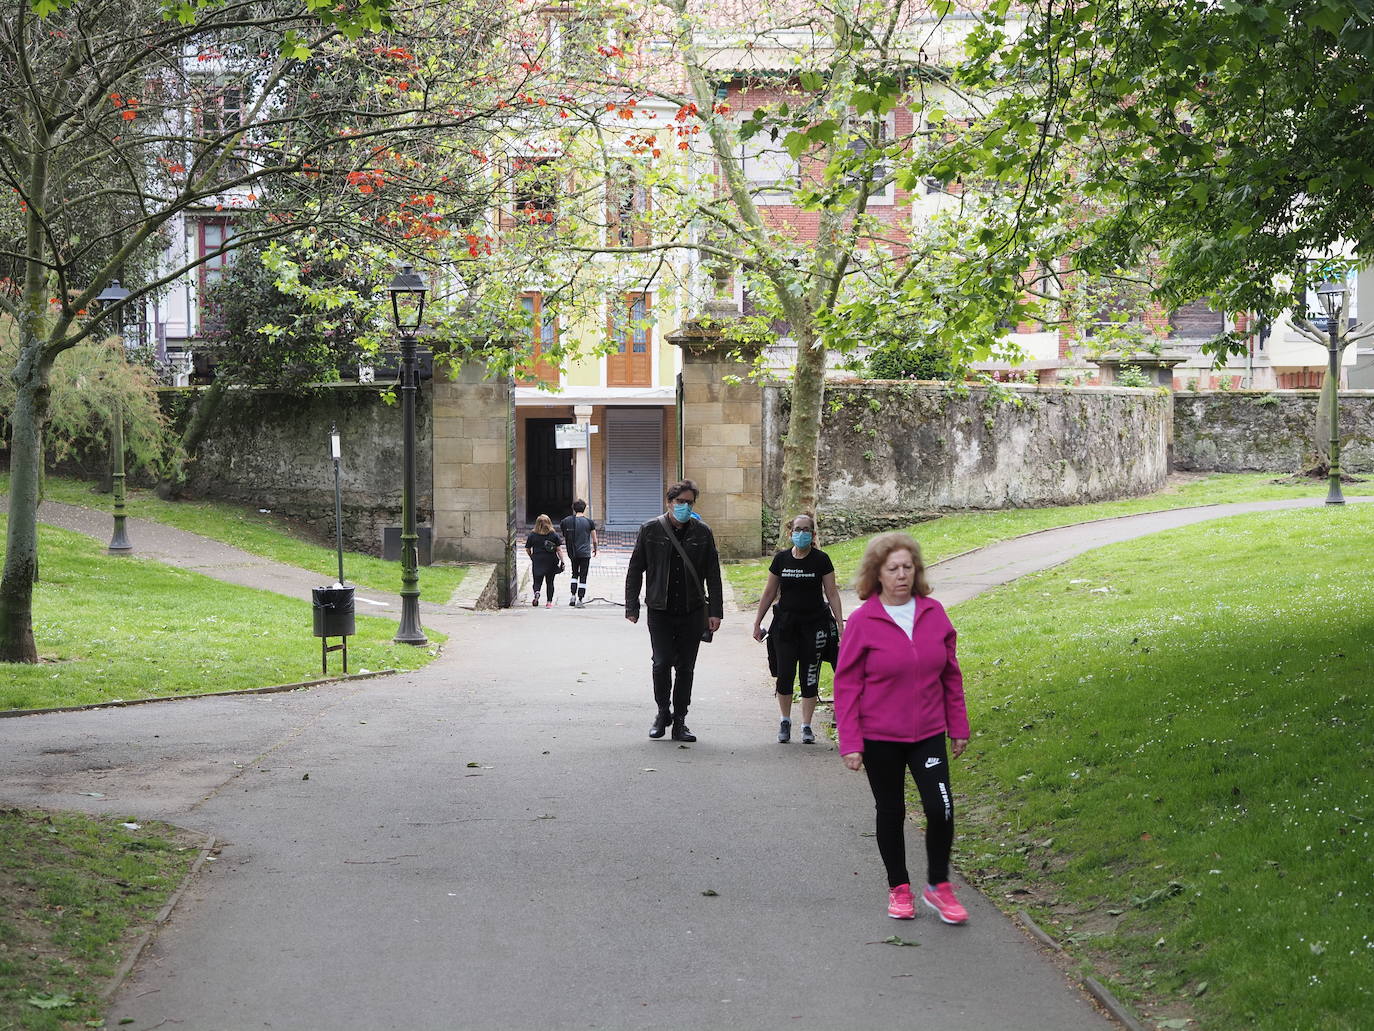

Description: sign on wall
[554,423,590,449]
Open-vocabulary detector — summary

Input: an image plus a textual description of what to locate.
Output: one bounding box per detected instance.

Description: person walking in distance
[560,499,598,607]
[834,532,971,925]
[752,513,844,744]
[524,514,565,609]
[625,479,723,742]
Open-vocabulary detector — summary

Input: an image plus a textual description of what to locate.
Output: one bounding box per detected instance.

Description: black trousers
[569,555,591,598]
[646,607,704,716]
[862,734,955,888]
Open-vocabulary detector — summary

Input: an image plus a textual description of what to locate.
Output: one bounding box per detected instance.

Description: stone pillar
[666,304,764,560]
[572,403,593,506]
[432,358,517,606]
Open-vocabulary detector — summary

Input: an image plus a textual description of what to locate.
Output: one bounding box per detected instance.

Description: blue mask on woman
[791,530,813,549]
[671,502,693,522]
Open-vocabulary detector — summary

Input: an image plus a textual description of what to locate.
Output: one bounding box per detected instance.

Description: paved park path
[2,494,1368,1030]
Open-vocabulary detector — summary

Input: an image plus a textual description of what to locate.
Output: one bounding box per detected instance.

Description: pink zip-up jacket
[833,593,970,756]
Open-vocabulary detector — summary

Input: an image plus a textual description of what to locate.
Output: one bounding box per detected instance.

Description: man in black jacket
[625,479,723,742]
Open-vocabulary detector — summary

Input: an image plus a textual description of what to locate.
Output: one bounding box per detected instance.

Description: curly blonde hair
[533,514,554,534]
[854,532,931,600]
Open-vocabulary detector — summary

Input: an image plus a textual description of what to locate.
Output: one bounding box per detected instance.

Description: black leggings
[862,734,954,888]
[772,612,827,698]
[532,571,556,600]
[569,555,591,598]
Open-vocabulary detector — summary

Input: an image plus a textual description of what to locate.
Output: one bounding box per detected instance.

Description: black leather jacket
[625,515,723,619]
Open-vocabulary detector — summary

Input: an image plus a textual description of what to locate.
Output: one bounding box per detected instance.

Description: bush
[866,343,955,381]
[1116,364,1151,388]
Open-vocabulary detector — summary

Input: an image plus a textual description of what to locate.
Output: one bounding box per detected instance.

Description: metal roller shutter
[605,408,664,529]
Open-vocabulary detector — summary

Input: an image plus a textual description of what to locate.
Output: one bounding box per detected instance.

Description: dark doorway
[526,418,574,524]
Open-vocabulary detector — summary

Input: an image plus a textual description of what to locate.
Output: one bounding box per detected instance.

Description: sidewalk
[2,494,1367,1029]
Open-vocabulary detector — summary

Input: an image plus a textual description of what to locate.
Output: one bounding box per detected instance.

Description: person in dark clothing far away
[624,479,723,743]
[524,514,565,609]
[559,499,599,608]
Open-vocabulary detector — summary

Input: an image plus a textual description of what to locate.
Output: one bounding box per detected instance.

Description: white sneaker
[575,598,586,608]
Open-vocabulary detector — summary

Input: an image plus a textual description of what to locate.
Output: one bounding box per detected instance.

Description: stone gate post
[666,306,764,560]
[431,359,517,606]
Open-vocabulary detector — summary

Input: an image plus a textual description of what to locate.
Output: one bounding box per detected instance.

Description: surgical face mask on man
[791,530,813,550]
[671,501,693,522]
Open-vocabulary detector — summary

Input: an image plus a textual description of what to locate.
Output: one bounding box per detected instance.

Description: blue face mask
[671,502,693,522]
[791,530,813,549]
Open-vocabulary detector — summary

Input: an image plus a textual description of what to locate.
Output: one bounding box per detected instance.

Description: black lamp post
[386,264,428,645]
[95,280,133,552]
[1315,280,1347,506]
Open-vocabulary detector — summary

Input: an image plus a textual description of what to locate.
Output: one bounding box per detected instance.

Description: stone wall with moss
[179,384,430,555]
[1172,390,1374,473]
[764,382,1170,535]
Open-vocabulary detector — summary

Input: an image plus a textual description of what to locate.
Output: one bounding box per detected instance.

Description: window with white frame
[739,129,797,202]
[846,112,894,204]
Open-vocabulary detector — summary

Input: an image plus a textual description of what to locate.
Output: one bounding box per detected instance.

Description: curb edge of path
[1,669,400,719]
[100,831,218,1003]
[1016,904,1152,1031]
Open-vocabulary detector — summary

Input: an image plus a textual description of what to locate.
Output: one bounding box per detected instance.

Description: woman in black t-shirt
[524,514,565,608]
[751,513,845,744]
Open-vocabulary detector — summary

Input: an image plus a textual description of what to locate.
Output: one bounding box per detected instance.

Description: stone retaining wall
[181,384,430,555]
[1171,390,1374,473]
[764,383,1171,538]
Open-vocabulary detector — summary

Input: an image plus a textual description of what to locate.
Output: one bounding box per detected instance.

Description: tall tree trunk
[1,348,52,664]
[778,323,826,548]
[157,378,227,498]
[1310,363,1338,476]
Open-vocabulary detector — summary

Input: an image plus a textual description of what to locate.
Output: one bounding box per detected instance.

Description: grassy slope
[1,517,444,711]
[0,811,200,1031]
[950,505,1374,1031]
[3,474,465,604]
[727,472,1374,605]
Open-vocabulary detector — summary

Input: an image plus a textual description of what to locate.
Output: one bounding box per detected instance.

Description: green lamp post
[386,264,428,645]
[95,280,133,552]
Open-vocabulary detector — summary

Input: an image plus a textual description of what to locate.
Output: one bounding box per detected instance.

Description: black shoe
[778,718,791,744]
[671,720,696,743]
[801,724,816,744]
[649,711,671,739]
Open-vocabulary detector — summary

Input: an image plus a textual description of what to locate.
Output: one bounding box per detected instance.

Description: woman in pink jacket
[834,532,971,924]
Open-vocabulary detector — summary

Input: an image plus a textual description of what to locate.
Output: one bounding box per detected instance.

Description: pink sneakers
[922,881,969,924]
[887,883,916,920]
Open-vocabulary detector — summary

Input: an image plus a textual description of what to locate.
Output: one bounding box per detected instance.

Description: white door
[605,408,664,529]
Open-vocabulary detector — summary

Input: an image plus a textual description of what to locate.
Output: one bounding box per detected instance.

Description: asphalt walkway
[2,494,1368,1030]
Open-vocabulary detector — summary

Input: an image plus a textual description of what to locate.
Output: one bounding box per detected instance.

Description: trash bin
[312,585,356,638]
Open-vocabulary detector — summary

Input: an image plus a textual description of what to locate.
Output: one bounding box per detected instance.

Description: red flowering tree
[0,0,542,662]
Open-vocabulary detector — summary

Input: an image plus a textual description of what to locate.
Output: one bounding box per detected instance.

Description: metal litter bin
[312,585,355,673]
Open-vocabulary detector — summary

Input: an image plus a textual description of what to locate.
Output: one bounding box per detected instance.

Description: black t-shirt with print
[768,547,834,613]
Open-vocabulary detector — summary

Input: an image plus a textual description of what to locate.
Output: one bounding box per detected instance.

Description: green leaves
[27,992,77,1010]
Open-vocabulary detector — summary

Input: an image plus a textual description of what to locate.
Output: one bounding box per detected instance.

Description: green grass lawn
[0,517,444,711]
[727,471,1374,605]
[948,505,1374,1031]
[0,810,201,1030]
[2,474,465,605]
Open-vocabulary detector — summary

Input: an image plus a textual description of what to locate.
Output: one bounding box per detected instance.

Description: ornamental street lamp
[1315,280,1347,506]
[386,264,428,645]
[94,280,133,552]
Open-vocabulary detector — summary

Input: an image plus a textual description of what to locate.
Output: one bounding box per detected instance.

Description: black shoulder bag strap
[657,514,705,606]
